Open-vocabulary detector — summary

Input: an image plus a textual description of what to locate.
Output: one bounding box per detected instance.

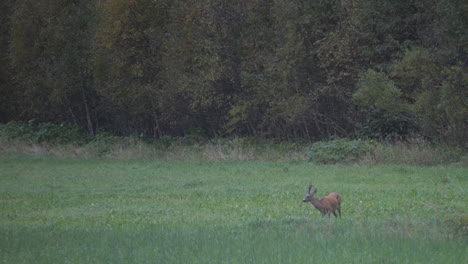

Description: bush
[357,109,415,141]
[308,138,373,164]
[0,121,36,141]
[0,121,87,145]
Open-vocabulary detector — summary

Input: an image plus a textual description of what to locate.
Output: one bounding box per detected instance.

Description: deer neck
[310,197,327,212]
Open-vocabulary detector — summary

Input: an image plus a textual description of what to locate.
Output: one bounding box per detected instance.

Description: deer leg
[332,211,337,218]
[338,207,341,218]
[319,209,326,217]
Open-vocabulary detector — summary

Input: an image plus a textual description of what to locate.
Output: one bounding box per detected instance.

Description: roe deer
[303,184,341,218]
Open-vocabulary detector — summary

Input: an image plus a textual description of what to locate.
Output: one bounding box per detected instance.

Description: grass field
[0,153,466,263]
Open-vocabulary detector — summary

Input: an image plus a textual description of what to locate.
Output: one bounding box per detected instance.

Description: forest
[0,0,466,146]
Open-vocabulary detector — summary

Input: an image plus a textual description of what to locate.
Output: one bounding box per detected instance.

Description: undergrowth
[0,121,465,165]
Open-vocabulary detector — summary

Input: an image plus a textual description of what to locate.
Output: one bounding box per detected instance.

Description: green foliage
[308,138,373,164]
[392,48,440,95]
[8,0,97,134]
[354,70,406,112]
[391,48,468,146]
[0,121,86,144]
[1,0,467,145]
[357,109,414,141]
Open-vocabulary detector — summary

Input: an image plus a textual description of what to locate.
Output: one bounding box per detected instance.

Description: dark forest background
[0,0,466,146]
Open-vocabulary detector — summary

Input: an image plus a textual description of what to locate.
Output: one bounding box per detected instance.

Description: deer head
[303,184,317,202]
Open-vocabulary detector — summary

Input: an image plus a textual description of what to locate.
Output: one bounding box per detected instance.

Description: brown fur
[303,185,342,218]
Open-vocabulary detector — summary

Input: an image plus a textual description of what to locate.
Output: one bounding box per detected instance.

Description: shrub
[357,109,415,141]
[353,69,406,112]
[308,138,373,164]
[35,123,87,144]
[0,121,36,141]
[0,120,86,144]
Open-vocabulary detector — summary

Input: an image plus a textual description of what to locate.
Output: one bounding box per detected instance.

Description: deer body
[303,185,341,218]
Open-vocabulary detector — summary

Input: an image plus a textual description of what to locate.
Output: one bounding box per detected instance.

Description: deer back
[322,192,341,210]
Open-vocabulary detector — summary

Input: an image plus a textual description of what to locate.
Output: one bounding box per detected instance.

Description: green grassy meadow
[0,153,466,263]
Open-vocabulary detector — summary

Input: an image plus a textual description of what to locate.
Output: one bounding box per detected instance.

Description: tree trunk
[80,86,94,136]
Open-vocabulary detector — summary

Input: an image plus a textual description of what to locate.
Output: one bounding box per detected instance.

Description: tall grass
[0,121,465,165]
[1,135,465,165]
[0,134,307,161]
[361,140,466,166]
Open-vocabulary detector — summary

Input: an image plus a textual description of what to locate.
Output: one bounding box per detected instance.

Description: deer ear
[313,188,318,194]
[308,184,313,191]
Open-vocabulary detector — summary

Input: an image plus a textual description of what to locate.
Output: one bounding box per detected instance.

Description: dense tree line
[0,0,466,146]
